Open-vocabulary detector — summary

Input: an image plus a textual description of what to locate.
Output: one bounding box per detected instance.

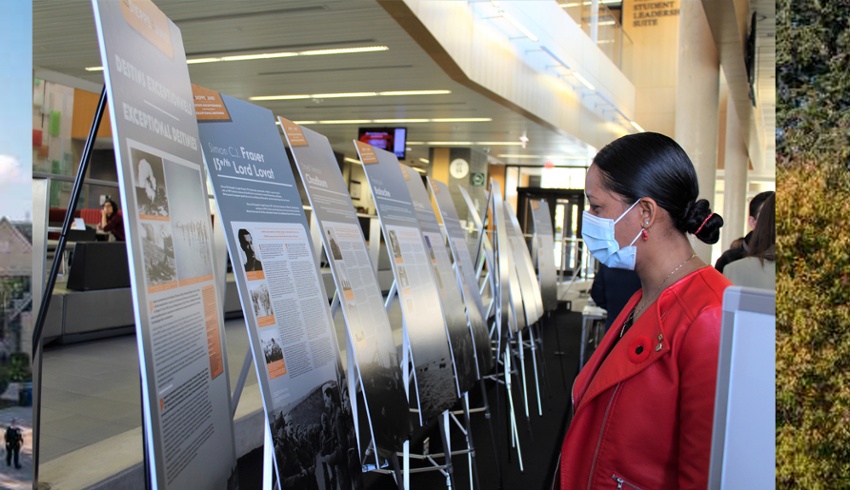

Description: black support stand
[30,87,151,489]
[31,85,107,488]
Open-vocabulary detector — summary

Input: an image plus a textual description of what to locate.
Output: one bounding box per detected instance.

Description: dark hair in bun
[592,132,723,244]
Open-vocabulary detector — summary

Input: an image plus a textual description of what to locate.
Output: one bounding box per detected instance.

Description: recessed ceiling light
[477,141,523,146]
[250,95,311,101]
[373,119,429,124]
[300,46,388,56]
[431,118,492,123]
[318,119,372,125]
[250,90,451,102]
[295,119,490,125]
[419,158,430,164]
[312,92,378,99]
[379,90,452,96]
[572,72,595,91]
[86,45,389,72]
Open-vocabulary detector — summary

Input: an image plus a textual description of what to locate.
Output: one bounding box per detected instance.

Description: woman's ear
[639,198,659,228]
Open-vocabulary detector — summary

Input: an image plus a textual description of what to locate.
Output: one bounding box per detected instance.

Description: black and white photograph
[387,229,402,262]
[423,234,437,263]
[270,380,362,490]
[237,228,263,272]
[130,147,170,217]
[140,221,177,286]
[250,282,272,318]
[259,329,283,365]
[327,228,343,261]
[163,162,213,280]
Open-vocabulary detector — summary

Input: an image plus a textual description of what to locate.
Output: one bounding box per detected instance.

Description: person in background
[715,190,774,273]
[559,132,731,490]
[5,418,23,469]
[590,263,642,332]
[97,198,124,241]
[723,193,775,289]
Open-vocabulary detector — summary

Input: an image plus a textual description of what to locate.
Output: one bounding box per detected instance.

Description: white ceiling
[33,0,774,176]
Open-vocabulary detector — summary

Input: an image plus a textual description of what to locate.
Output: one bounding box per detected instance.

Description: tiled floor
[40,317,257,463]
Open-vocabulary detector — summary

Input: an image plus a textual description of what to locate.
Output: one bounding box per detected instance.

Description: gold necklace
[620,253,698,338]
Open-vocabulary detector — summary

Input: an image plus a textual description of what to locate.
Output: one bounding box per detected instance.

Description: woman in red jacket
[559,132,731,489]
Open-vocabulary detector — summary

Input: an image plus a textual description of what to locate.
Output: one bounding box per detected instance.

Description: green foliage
[777,0,850,163]
[8,353,30,382]
[776,2,850,487]
[776,160,850,487]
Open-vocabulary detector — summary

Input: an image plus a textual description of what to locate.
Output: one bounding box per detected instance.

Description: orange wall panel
[72,88,112,139]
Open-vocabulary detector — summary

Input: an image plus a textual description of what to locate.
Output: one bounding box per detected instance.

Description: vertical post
[263,423,274,490]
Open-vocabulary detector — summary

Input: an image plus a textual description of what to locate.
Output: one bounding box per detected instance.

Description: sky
[0,1,32,221]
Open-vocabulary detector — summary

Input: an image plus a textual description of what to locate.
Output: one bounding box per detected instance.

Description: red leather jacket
[560,266,731,489]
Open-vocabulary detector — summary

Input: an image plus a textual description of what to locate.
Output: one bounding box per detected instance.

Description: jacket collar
[573,267,706,411]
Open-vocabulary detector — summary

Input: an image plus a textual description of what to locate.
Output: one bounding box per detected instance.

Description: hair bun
[684,199,723,244]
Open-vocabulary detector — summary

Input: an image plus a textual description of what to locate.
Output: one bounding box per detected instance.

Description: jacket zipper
[585,383,621,490]
[570,375,577,420]
[611,474,642,489]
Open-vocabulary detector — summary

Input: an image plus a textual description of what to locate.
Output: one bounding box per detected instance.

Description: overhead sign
[195,89,361,489]
[470,172,486,187]
[91,0,235,487]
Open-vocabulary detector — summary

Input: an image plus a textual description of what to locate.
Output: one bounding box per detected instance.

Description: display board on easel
[194,89,361,489]
[529,199,558,312]
[279,118,412,456]
[354,141,460,422]
[504,201,544,326]
[488,180,523,335]
[428,179,495,376]
[91,1,235,487]
[399,163,479,390]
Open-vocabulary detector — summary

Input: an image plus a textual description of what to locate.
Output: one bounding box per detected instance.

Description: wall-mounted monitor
[358,127,407,160]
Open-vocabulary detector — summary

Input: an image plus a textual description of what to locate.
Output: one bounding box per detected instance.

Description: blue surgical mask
[581,200,642,270]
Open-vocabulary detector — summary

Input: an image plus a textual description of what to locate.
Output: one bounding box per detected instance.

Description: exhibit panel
[91,1,235,487]
[399,163,479,390]
[457,185,501,335]
[529,199,558,312]
[504,201,544,326]
[354,141,460,422]
[280,119,412,454]
[194,89,361,489]
[429,179,495,376]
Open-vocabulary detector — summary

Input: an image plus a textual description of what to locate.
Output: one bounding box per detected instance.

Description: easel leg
[264,422,274,490]
[463,393,482,490]
[481,380,502,488]
[528,325,543,416]
[504,347,524,472]
[516,330,531,419]
[390,452,406,490]
[439,411,455,489]
[552,318,568,388]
